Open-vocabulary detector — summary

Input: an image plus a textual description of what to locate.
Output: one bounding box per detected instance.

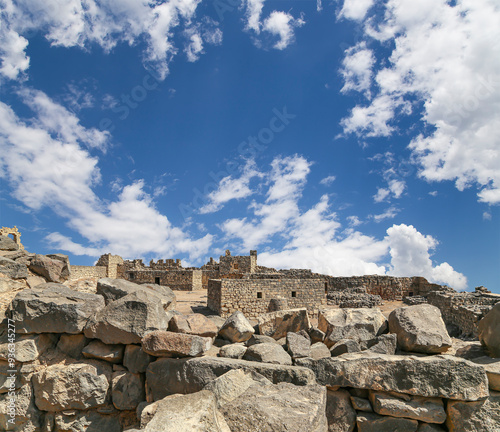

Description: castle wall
[121,269,201,291]
[324,275,446,300]
[70,265,107,279]
[207,278,327,319]
[427,290,500,337]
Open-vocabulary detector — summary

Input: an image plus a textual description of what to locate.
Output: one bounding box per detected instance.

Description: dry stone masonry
[1,227,499,431]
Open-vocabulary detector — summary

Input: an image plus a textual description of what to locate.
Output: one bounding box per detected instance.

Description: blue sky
[0,0,499,293]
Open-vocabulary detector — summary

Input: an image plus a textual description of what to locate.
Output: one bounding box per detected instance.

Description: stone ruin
[1,277,499,431]
[1,228,500,431]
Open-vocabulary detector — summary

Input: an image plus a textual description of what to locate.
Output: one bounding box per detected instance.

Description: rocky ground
[1,234,500,432]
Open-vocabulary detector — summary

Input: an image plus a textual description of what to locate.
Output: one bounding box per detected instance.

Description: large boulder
[0,235,19,251]
[144,390,231,432]
[310,342,331,360]
[318,309,387,348]
[369,391,446,424]
[84,290,171,344]
[204,369,271,407]
[96,278,176,311]
[111,371,145,410]
[389,305,452,354]
[0,334,57,363]
[296,353,489,401]
[287,332,311,359]
[243,342,293,365]
[221,382,327,432]
[169,313,219,338]
[219,311,255,343]
[478,302,500,358]
[146,356,317,401]
[219,343,247,359]
[0,256,28,279]
[446,391,500,432]
[123,344,154,373]
[29,254,70,282]
[258,308,311,340]
[32,362,110,411]
[8,284,105,334]
[326,389,356,432]
[141,330,212,357]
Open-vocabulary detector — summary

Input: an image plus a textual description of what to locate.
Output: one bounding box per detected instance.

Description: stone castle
[71,249,477,321]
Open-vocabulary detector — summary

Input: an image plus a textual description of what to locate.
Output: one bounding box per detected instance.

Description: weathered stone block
[258,308,311,340]
[112,371,145,410]
[82,340,125,364]
[9,285,105,334]
[389,305,452,354]
[142,330,212,358]
[296,353,489,401]
[446,391,500,432]
[478,302,500,358]
[146,356,317,401]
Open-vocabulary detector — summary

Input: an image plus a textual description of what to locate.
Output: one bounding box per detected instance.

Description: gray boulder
[365,334,397,355]
[219,311,255,343]
[0,334,57,363]
[330,339,361,357]
[310,342,331,360]
[478,302,500,358]
[84,290,171,344]
[246,334,279,346]
[369,391,446,423]
[56,334,88,359]
[142,330,212,357]
[221,382,327,432]
[169,313,218,337]
[0,256,28,279]
[287,332,311,359]
[144,390,231,432]
[32,362,110,411]
[0,235,19,251]
[111,371,145,410]
[8,285,104,334]
[244,342,292,365]
[97,278,176,311]
[204,369,271,407]
[258,308,311,340]
[297,353,489,401]
[29,254,69,282]
[319,308,387,348]
[146,356,316,401]
[446,391,500,432]
[123,344,154,373]
[389,305,452,354]
[326,389,356,432]
[219,343,247,359]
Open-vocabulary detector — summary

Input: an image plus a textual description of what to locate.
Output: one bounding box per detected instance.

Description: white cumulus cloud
[339,0,500,204]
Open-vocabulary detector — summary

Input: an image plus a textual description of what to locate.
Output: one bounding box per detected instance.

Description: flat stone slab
[142,330,212,358]
[146,356,317,401]
[357,412,418,432]
[471,356,500,391]
[8,285,105,334]
[296,353,489,401]
[369,391,446,424]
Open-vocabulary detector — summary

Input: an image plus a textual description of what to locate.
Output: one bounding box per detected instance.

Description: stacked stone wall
[120,269,200,291]
[427,291,500,337]
[325,275,447,300]
[70,265,107,279]
[207,278,327,319]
